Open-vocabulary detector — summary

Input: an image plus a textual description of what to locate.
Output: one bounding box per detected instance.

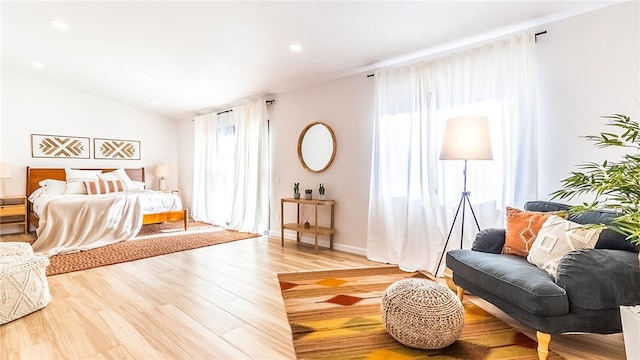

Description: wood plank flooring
[0,234,627,359]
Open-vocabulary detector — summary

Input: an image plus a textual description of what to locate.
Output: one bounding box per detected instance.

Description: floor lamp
[436,116,493,273]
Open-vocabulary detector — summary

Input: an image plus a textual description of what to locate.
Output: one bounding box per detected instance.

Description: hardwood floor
[0,234,627,359]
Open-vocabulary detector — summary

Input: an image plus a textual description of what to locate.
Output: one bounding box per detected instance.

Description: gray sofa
[446,201,640,360]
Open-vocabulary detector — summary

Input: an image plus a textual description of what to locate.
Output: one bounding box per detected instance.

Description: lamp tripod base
[435,190,480,275]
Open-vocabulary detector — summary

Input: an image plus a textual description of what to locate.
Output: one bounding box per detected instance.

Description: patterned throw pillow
[84,180,125,195]
[502,207,553,257]
[527,215,601,277]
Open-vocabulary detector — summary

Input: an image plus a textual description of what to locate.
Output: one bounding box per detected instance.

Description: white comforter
[31,191,182,256]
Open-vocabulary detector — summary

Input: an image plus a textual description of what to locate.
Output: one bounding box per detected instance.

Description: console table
[281,198,335,253]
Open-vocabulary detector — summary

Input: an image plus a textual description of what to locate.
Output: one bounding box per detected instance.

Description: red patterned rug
[46,221,259,276]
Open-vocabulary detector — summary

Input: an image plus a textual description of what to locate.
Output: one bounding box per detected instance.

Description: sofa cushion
[472,228,506,254]
[503,207,554,257]
[556,249,640,311]
[447,250,569,316]
[524,201,638,252]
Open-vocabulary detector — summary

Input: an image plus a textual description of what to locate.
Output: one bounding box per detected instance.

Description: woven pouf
[0,242,51,325]
[381,278,464,349]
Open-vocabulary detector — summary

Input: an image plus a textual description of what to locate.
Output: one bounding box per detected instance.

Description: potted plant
[293,182,300,199]
[318,183,326,200]
[551,114,640,246]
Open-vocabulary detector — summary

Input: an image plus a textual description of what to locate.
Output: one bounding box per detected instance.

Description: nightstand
[0,195,27,234]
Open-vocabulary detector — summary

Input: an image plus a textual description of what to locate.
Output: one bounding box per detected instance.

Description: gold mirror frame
[297,122,337,173]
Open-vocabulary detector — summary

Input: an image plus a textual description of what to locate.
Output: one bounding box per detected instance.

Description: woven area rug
[278,266,565,360]
[46,221,259,276]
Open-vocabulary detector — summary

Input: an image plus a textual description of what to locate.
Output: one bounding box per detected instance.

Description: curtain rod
[195,99,275,117]
[365,30,548,78]
[216,100,275,115]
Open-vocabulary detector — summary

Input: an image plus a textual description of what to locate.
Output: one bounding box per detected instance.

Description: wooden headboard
[25,167,145,198]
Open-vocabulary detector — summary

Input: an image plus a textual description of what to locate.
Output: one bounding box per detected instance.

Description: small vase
[318,194,326,200]
[304,190,312,200]
[294,193,300,199]
[304,221,310,228]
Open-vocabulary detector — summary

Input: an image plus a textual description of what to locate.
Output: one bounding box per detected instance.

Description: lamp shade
[154,164,169,177]
[439,116,493,160]
[0,162,12,179]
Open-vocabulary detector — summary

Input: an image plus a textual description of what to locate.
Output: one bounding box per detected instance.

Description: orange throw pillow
[502,207,553,257]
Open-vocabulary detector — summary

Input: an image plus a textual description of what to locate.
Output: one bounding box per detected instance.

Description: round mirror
[297,122,337,172]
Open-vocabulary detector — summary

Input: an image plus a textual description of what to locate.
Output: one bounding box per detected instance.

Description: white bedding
[31,190,182,256]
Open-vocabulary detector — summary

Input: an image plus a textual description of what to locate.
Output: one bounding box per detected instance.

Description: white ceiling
[1,1,617,120]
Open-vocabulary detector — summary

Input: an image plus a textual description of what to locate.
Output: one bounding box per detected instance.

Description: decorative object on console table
[0,163,11,197]
[436,116,493,274]
[304,189,312,200]
[293,182,300,199]
[281,197,335,253]
[318,183,326,200]
[94,138,140,160]
[0,196,28,234]
[154,164,169,191]
[31,134,90,159]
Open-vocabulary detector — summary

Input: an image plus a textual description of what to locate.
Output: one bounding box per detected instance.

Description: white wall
[0,69,179,199]
[173,1,639,255]
[536,1,640,201]
[269,74,375,254]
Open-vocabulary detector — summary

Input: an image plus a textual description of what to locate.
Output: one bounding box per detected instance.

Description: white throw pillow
[128,180,146,190]
[37,179,67,196]
[98,168,136,190]
[527,215,601,277]
[65,168,102,194]
[65,168,101,182]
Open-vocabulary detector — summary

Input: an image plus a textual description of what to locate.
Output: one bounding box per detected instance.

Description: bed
[26,167,188,256]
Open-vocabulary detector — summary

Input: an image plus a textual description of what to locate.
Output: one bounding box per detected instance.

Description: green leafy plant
[551,114,640,245]
[293,182,300,194]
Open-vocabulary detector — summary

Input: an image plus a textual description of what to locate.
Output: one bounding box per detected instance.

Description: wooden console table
[281,198,335,253]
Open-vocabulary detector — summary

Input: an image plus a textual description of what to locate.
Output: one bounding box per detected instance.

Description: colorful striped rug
[278,266,565,360]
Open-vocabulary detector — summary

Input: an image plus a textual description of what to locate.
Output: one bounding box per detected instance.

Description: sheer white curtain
[367,33,537,275]
[228,100,270,233]
[192,99,270,233]
[192,111,237,226]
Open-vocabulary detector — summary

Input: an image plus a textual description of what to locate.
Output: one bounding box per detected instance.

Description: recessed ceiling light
[49,18,69,30]
[288,43,303,53]
[150,100,161,105]
[29,61,44,69]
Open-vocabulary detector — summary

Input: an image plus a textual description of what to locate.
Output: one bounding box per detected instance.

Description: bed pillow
[85,180,125,195]
[503,207,554,257]
[65,168,102,194]
[37,179,67,196]
[65,168,101,182]
[28,187,46,202]
[98,168,136,190]
[527,215,601,277]
[129,180,145,190]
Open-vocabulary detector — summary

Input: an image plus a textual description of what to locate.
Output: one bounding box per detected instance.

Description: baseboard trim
[268,230,366,256]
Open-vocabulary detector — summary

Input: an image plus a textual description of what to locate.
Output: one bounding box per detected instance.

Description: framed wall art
[94,138,141,160]
[31,134,90,159]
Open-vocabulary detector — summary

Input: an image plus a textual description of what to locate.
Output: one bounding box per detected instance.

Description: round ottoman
[381,278,464,349]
